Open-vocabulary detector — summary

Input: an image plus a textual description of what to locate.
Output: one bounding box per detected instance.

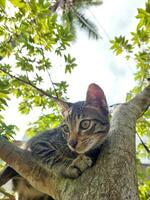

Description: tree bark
[0,84,150,200]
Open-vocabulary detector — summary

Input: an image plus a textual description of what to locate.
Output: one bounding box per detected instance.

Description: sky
[3,0,146,140]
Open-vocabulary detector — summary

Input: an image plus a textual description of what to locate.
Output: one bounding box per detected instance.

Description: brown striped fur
[0,83,109,200]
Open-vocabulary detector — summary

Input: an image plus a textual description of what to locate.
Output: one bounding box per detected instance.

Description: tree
[0,0,76,138]
[111,0,150,198]
[0,0,150,199]
[51,0,102,39]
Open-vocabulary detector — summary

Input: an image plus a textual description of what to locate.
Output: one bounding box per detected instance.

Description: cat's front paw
[71,154,92,172]
[63,155,92,178]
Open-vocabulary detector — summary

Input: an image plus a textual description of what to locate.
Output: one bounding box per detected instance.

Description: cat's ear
[55,99,72,117]
[85,83,108,114]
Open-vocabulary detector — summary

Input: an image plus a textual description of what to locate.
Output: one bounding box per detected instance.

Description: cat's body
[0,84,109,200]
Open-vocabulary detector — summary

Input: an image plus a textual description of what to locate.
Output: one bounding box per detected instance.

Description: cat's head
[56,83,109,154]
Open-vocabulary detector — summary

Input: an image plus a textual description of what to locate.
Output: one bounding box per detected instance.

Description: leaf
[10,0,26,8]
[0,0,6,9]
[64,54,77,73]
[74,10,100,39]
[0,98,8,106]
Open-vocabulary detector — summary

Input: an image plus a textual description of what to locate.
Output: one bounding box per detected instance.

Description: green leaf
[10,0,26,8]
[64,54,77,73]
[0,0,6,9]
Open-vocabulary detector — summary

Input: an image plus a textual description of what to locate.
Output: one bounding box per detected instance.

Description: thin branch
[46,69,59,99]
[0,68,59,101]
[0,188,15,200]
[50,0,65,12]
[136,132,150,154]
[40,47,59,99]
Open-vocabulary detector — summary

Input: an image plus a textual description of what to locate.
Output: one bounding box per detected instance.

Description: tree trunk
[0,84,150,200]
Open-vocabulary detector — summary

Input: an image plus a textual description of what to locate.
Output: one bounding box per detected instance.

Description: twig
[0,68,58,101]
[0,188,15,200]
[46,69,59,99]
[109,103,121,108]
[50,0,65,12]
[136,132,150,154]
[40,47,59,99]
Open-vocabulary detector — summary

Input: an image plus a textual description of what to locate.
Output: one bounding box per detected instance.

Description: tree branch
[0,68,59,101]
[0,187,15,200]
[49,0,64,12]
[0,137,60,199]
[127,83,150,119]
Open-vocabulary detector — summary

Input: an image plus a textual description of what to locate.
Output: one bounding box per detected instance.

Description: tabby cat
[0,83,109,200]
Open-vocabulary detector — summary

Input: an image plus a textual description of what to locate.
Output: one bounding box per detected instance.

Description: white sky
[3,0,146,140]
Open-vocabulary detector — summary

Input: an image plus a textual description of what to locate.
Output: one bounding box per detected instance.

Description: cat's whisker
[80,139,90,144]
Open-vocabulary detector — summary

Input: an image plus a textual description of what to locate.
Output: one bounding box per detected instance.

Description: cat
[0,83,109,200]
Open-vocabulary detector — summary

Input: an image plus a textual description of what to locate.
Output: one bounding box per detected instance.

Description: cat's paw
[65,165,81,178]
[63,155,92,178]
[71,154,92,172]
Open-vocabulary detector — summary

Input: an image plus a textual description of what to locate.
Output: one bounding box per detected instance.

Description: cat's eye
[80,120,91,130]
[62,124,70,133]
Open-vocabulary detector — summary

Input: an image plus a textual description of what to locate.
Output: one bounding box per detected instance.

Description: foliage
[26,113,62,137]
[62,6,100,40]
[0,0,77,141]
[137,163,150,200]
[0,0,102,143]
[0,115,18,139]
[0,4,102,198]
[51,0,102,39]
[0,0,149,199]
[0,0,102,40]
[111,0,150,199]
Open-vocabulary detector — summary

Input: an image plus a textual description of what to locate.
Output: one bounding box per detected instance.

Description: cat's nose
[69,139,77,148]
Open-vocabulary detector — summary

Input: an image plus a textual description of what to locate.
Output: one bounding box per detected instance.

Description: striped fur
[0,83,109,200]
